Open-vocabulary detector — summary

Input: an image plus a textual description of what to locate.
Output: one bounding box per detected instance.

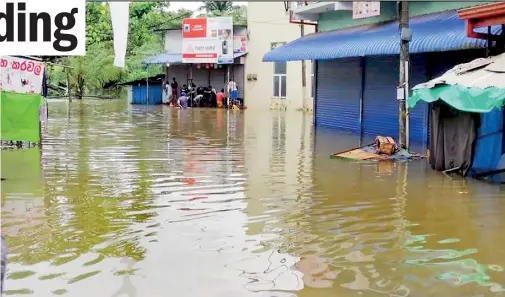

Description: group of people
[165,78,240,110]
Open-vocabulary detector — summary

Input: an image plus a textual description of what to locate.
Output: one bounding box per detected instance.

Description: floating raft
[330,143,425,161]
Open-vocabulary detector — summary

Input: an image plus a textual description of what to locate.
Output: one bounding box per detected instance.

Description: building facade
[143,26,248,104]
[263,2,503,147]
[246,2,315,111]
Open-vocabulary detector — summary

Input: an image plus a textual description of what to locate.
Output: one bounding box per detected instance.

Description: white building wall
[245,2,315,111]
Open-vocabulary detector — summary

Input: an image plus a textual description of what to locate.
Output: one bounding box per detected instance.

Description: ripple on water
[2,101,505,297]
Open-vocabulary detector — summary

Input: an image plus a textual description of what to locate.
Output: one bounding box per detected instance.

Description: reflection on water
[2,99,505,297]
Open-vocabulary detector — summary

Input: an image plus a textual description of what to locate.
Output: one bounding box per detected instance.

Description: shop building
[143,26,248,104]
[122,74,164,105]
[263,2,503,147]
[246,2,315,110]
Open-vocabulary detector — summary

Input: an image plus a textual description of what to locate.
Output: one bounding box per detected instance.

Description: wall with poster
[182,17,234,64]
[0,56,44,94]
[234,35,247,54]
[352,2,380,19]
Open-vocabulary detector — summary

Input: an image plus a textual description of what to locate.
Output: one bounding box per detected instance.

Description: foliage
[51,42,122,98]
[198,1,247,26]
[200,1,234,13]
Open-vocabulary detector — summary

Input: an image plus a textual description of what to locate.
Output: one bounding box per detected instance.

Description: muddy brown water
[2,99,505,297]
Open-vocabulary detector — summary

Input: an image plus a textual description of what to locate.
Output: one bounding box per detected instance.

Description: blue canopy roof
[143,53,183,65]
[263,10,503,62]
[144,52,248,65]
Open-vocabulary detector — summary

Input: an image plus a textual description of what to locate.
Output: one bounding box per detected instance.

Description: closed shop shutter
[232,64,245,99]
[191,67,210,87]
[362,56,400,140]
[315,58,362,132]
[132,85,145,104]
[362,56,429,145]
[167,66,187,85]
[210,67,226,91]
[409,54,429,146]
[148,85,163,105]
[132,85,163,105]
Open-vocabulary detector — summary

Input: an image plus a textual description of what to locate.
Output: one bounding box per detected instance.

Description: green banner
[1,91,44,143]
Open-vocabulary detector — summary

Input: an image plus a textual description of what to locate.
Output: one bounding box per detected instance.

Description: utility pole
[398,1,410,149]
[300,22,308,111]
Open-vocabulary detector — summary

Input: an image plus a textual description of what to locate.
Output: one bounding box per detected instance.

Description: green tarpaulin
[408,84,505,113]
[1,91,44,143]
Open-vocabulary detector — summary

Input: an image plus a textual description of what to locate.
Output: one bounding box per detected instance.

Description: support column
[301,23,308,111]
[398,1,410,149]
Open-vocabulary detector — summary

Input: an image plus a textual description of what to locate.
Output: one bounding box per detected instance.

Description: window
[311,61,315,98]
[273,60,287,98]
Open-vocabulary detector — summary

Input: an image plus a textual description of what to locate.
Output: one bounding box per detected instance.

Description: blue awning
[144,52,248,65]
[263,10,503,62]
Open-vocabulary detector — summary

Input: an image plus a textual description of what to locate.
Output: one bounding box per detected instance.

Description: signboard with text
[352,2,380,19]
[0,56,44,94]
[182,17,234,64]
[233,35,247,54]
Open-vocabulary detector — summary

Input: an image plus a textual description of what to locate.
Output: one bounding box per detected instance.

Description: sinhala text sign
[352,2,380,19]
[0,0,85,56]
[0,56,44,94]
[182,17,234,64]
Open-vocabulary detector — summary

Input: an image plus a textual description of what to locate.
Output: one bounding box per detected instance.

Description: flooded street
[3,99,505,297]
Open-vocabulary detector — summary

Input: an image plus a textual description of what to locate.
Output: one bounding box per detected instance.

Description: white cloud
[168,1,203,12]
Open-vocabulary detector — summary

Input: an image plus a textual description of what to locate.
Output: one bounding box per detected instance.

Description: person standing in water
[170,77,178,105]
[216,89,225,108]
[227,79,238,107]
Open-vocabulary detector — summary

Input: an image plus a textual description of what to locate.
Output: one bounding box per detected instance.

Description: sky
[168,1,202,12]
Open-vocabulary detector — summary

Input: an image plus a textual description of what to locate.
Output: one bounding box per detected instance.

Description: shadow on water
[2,99,505,297]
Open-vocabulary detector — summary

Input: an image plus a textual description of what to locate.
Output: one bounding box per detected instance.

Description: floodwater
[2,99,505,297]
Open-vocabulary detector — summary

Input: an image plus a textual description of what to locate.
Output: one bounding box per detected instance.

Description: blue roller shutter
[362,56,429,145]
[131,85,163,105]
[362,56,400,140]
[409,54,429,146]
[315,58,362,132]
[132,85,146,104]
[148,85,163,105]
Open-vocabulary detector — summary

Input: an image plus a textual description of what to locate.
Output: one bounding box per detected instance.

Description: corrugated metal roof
[118,74,166,86]
[413,53,505,89]
[144,52,248,65]
[263,10,503,62]
[143,53,183,65]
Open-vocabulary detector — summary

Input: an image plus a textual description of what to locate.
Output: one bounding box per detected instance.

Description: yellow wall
[245,2,315,111]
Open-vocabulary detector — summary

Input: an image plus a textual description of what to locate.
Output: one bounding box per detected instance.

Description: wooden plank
[332,149,385,161]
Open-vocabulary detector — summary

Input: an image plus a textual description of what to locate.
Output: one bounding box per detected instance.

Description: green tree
[200,1,234,13]
[61,42,122,98]
[198,2,247,26]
